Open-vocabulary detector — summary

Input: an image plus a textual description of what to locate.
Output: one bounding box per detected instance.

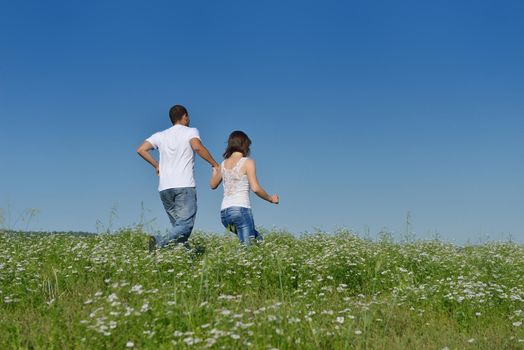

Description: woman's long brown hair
[223,130,252,158]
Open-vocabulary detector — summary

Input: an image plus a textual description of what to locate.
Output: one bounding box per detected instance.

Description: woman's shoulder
[243,157,255,169]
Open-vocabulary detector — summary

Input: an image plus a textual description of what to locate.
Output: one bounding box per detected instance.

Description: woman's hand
[270,194,279,204]
[210,165,222,189]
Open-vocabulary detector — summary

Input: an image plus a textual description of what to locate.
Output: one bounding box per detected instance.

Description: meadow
[1,229,523,349]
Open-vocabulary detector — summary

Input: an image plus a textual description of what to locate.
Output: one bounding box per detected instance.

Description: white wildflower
[140,302,150,313]
[130,285,144,294]
[183,337,201,345]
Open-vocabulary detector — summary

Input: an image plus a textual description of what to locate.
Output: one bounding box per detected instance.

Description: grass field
[1,229,523,349]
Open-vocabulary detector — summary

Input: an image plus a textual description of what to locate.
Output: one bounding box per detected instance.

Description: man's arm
[136,141,160,175]
[190,138,220,168]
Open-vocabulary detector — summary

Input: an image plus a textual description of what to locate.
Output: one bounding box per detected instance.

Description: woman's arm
[210,166,222,189]
[245,159,279,204]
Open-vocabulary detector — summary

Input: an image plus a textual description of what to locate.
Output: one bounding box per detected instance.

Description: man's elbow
[137,146,151,157]
[190,139,203,153]
[192,145,203,153]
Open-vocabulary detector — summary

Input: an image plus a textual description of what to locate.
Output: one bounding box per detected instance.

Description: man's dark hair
[169,105,188,125]
[223,130,252,158]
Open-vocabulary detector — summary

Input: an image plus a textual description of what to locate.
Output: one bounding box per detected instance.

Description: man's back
[146,124,200,191]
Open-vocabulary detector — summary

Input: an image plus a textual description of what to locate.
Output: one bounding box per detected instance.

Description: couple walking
[137,105,279,249]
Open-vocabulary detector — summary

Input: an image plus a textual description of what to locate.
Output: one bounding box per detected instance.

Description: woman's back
[221,156,251,210]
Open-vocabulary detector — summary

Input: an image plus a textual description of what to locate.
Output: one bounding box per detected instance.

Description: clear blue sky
[1,0,523,243]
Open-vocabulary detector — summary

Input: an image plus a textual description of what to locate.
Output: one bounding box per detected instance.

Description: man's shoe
[148,235,157,253]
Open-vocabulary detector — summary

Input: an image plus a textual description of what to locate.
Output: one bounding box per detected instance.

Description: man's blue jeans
[155,187,197,247]
[220,206,263,245]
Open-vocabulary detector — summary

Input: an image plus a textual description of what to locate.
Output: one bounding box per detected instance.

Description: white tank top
[221,157,251,210]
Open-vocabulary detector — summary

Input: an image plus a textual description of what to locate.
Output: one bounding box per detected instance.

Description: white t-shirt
[146,125,200,191]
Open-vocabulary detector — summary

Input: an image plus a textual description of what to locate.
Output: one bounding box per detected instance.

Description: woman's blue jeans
[155,187,197,247]
[220,206,263,245]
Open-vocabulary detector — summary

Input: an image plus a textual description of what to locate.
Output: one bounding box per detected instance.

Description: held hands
[210,165,222,190]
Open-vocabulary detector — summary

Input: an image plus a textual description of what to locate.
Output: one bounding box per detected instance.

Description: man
[137,105,219,249]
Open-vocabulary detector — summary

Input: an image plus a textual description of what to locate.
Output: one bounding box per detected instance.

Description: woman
[210,130,279,244]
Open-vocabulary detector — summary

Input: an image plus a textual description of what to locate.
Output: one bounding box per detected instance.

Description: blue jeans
[220,206,263,245]
[155,187,197,247]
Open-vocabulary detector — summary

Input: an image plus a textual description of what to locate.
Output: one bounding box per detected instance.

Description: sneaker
[148,235,157,253]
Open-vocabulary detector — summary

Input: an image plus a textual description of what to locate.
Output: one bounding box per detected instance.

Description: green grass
[1,229,523,349]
